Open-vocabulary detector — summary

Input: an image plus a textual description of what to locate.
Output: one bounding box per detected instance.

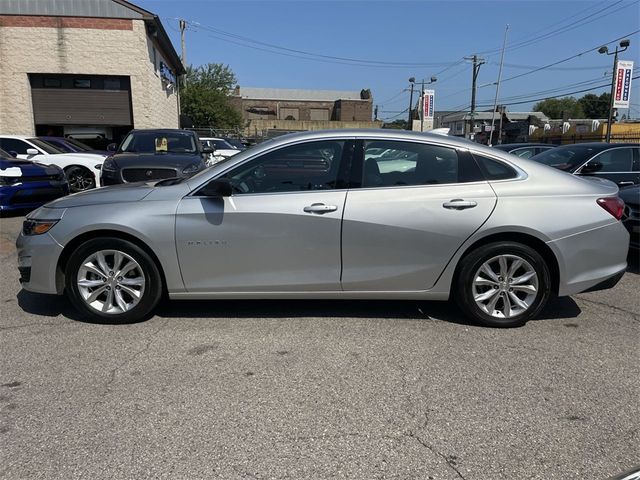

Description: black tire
[64,166,96,193]
[455,241,551,328]
[65,238,163,324]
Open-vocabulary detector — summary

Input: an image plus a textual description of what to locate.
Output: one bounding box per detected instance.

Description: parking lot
[1,213,638,479]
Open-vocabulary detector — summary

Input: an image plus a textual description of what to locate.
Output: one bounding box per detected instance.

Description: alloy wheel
[76,249,146,314]
[471,254,539,319]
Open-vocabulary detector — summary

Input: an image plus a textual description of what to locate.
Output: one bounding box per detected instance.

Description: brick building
[0,0,184,145]
[230,86,381,139]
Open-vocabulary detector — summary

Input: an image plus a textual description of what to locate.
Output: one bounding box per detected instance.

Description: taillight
[597,197,625,220]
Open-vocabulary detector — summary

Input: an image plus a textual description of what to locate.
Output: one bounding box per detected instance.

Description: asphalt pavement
[0,214,638,480]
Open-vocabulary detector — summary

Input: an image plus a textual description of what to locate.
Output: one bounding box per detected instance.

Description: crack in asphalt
[394,362,468,480]
[577,297,640,322]
[98,318,169,400]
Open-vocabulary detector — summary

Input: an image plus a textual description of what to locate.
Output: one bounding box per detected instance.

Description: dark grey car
[102,129,211,185]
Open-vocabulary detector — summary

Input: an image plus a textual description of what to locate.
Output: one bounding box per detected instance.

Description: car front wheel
[455,242,551,327]
[65,238,163,323]
[65,166,96,193]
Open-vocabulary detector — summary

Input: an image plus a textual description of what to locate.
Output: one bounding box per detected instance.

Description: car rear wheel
[64,166,95,193]
[455,242,551,327]
[65,238,163,323]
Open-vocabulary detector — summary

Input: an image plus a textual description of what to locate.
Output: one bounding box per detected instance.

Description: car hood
[0,157,60,177]
[110,153,204,169]
[45,181,155,208]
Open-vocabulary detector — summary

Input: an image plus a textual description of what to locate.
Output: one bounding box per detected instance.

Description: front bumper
[16,227,65,295]
[0,181,68,212]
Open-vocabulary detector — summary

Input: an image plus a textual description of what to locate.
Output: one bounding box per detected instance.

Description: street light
[598,39,630,142]
[407,77,415,130]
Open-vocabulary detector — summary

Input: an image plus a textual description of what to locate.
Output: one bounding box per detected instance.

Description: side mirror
[581,161,603,174]
[26,148,39,156]
[198,178,232,197]
[107,143,117,152]
[202,146,214,154]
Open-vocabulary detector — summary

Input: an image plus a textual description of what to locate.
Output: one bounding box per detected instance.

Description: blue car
[0,147,69,213]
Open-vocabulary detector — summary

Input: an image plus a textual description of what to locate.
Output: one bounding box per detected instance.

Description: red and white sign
[613,60,633,109]
[422,90,435,119]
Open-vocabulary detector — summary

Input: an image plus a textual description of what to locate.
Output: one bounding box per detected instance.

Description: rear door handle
[304,203,338,214]
[443,199,478,210]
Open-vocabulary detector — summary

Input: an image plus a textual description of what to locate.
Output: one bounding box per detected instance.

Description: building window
[280,107,299,121]
[310,108,329,121]
[104,78,121,90]
[74,79,91,88]
[247,107,273,120]
[43,78,61,88]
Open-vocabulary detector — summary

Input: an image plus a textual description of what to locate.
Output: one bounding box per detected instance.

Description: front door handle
[618,181,634,187]
[304,203,338,214]
[443,199,478,210]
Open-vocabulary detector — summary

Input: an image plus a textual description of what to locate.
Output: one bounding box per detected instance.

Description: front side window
[226,140,346,194]
[511,147,535,159]
[362,141,469,187]
[588,148,634,173]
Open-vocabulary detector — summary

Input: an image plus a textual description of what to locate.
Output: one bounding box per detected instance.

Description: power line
[177,18,458,68]
[474,75,640,108]
[478,29,640,88]
[477,0,629,55]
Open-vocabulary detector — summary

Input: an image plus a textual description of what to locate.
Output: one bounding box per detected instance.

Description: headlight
[22,219,60,236]
[0,176,20,186]
[182,162,202,175]
[102,158,117,172]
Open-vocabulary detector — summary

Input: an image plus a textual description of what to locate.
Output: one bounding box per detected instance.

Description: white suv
[0,135,104,192]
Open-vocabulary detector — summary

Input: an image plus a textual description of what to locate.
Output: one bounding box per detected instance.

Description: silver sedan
[16,130,629,327]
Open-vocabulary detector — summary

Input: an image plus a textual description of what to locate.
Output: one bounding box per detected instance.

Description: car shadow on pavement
[156,295,581,326]
[17,290,582,326]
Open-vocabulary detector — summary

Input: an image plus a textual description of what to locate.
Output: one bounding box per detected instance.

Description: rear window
[531,146,595,172]
[472,154,518,180]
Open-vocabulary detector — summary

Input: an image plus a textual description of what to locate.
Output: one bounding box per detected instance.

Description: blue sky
[137,0,640,121]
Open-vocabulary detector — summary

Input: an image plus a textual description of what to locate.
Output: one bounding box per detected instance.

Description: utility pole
[489,25,509,146]
[179,19,187,79]
[407,77,415,130]
[464,54,485,139]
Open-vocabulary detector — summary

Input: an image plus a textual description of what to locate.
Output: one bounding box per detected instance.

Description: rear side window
[362,140,483,187]
[589,148,634,173]
[472,153,518,180]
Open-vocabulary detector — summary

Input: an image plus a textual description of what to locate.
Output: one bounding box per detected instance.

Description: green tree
[181,63,242,129]
[533,96,585,119]
[577,93,610,119]
[382,119,408,129]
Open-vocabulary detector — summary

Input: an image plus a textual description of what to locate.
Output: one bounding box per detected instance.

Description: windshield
[27,138,65,154]
[119,131,199,154]
[531,145,596,172]
[64,138,93,151]
[203,139,235,150]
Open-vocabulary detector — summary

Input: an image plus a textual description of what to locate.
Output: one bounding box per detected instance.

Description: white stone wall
[0,20,179,135]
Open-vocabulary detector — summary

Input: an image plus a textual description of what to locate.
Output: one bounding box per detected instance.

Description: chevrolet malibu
[16,130,629,327]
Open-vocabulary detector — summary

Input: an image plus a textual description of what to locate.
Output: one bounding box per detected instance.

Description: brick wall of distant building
[231,97,372,123]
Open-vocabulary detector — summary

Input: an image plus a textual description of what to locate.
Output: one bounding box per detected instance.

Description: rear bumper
[550,220,629,296]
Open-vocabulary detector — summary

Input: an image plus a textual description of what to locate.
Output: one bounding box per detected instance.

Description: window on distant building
[43,78,61,88]
[280,108,299,121]
[74,79,91,88]
[104,78,121,90]
[310,108,329,121]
